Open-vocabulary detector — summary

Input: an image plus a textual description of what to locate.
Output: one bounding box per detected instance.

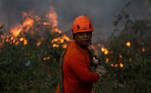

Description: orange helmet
[72,16,93,34]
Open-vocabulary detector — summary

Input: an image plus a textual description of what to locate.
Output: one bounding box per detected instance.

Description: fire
[105,58,109,63]
[20,37,24,42]
[6,37,9,43]
[126,41,131,47]
[114,64,118,68]
[51,38,59,44]
[22,17,34,31]
[42,56,51,62]
[142,47,145,53]
[60,38,64,44]
[4,6,71,49]
[101,47,105,52]
[0,35,4,48]
[51,35,70,49]
[111,64,114,67]
[104,49,108,55]
[43,22,50,26]
[52,43,59,48]
[48,6,58,28]
[47,6,62,34]
[10,12,35,38]
[10,25,22,37]
[24,39,28,45]
[36,40,42,47]
[62,35,70,42]
[101,47,109,55]
[62,44,68,49]
[15,41,19,46]
[119,63,124,68]
[13,39,16,44]
[46,6,71,49]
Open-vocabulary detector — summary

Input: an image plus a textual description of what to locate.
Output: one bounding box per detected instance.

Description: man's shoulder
[66,45,81,56]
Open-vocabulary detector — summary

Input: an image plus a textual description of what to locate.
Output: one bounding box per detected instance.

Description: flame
[6,37,9,43]
[62,44,68,49]
[13,39,16,44]
[119,63,124,68]
[42,56,51,62]
[111,64,114,67]
[62,35,70,42]
[10,25,22,37]
[0,35,4,48]
[51,34,71,49]
[52,43,59,48]
[60,38,64,44]
[126,41,131,47]
[105,58,109,63]
[20,37,24,42]
[101,47,105,52]
[129,58,132,62]
[46,56,50,60]
[36,40,42,47]
[24,39,28,45]
[10,12,34,37]
[101,47,109,55]
[114,64,118,68]
[142,47,145,52]
[48,6,58,28]
[43,57,47,61]
[15,41,19,46]
[47,6,62,34]
[51,38,59,43]
[22,17,34,31]
[43,22,50,26]
[47,6,71,49]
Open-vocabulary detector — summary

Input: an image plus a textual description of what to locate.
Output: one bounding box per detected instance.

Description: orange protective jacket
[56,40,99,93]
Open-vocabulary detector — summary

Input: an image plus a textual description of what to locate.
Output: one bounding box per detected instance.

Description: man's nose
[83,33,89,38]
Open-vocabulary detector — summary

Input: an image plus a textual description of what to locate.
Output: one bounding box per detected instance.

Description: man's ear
[73,33,78,39]
[72,33,75,39]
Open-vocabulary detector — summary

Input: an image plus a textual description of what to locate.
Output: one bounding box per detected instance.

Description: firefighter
[56,15,106,93]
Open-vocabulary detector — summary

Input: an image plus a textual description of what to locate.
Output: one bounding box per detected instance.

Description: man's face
[74,32,92,46]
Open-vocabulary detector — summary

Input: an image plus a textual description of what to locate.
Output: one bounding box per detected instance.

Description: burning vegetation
[0,4,151,93]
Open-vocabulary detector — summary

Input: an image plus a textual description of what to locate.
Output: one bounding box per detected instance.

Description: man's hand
[92,57,107,77]
[92,57,99,65]
[96,65,106,77]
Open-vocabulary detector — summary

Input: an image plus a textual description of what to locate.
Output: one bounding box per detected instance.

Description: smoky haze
[0,0,147,41]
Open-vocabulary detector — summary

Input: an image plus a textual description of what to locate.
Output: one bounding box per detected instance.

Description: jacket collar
[70,40,89,54]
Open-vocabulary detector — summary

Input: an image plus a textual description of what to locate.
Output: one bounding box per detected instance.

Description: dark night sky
[0,0,149,41]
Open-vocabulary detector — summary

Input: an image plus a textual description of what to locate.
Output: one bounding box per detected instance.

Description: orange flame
[119,63,124,68]
[62,44,68,49]
[24,39,28,45]
[0,35,4,48]
[15,41,19,46]
[43,22,50,26]
[52,43,59,48]
[10,25,22,37]
[48,7,58,28]
[101,47,109,55]
[22,17,34,31]
[36,40,42,47]
[62,35,70,42]
[126,41,131,47]
[48,6,62,34]
[105,58,109,63]
[10,12,34,37]
[20,37,24,42]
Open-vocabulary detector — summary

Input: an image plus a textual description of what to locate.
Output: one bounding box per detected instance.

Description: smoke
[0,0,52,27]
[0,0,147,41]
